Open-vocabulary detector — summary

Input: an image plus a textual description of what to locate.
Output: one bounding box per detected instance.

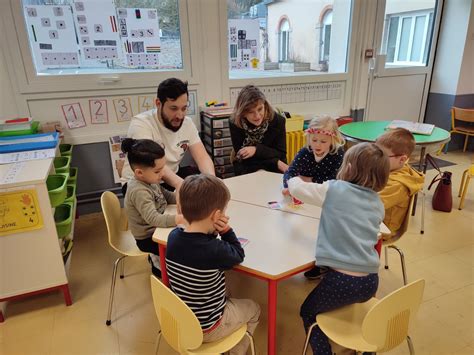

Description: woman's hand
[237,146,256,160]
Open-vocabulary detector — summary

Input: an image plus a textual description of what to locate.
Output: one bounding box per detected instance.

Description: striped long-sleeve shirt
[165,227,245,330]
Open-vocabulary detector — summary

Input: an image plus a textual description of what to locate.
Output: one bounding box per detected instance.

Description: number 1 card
[61,102,87,129]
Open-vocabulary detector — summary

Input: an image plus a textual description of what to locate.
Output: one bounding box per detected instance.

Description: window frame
[278,19,290,62]
[3,0,196,94]
[319,10,333,62]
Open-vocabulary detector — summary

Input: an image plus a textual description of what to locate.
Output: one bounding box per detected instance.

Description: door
[365,0,443,122]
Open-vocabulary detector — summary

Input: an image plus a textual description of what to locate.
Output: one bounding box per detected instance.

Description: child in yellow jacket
[376,128,425,239]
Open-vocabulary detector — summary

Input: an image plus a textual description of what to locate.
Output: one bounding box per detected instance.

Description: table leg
[0,310,4,323]
[60,284,72,306]
[268,279,278,355]
[159,244,169,286]
[412,146,427,216]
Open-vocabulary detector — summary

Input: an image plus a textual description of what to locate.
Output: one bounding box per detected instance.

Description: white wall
[385,0,436,15]
[430,0,472,95]
[456,2,474,96]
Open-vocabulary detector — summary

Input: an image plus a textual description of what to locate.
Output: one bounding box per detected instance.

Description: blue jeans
[300,270,379,355]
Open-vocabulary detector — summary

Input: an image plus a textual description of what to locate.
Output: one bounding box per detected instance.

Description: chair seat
[112,230,147,257]
[316,298,379,352]
[187,324,247,354]
[453,126,474,134]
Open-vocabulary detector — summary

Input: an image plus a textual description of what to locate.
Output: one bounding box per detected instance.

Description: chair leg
[120,257,125,279]
[420,190,425,235]
[106,255,126,326]
[407,335,415,355]
[436,143,445,155]
[154,330,162,355]
[246,331,256,355]
[384,246,389,269]
[302,322,318,355]
[388,245,408,285]
[459,176,471,210]
[463,135,469,152]
[459,170,468,197]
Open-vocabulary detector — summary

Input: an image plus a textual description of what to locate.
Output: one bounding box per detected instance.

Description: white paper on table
[0,162,25,184]
[0,149,56,164]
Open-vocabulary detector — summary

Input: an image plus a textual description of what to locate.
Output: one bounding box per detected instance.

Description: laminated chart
[72,0,121,65]
[117,8,161,67]
[228,19,260,70]
[23,5,79,70]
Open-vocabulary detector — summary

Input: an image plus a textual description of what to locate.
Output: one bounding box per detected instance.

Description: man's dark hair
[157,78,188,104]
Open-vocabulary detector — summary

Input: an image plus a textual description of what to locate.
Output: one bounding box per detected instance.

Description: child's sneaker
[148,255,162,278]
[304,266,329,280]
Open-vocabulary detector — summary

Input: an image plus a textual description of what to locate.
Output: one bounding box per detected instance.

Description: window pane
[410,15,426,62]
[22,0,183,76]
[227,0,352,79]
[397,17,412,62]
[423,12,434,63]
[386,16,399,63]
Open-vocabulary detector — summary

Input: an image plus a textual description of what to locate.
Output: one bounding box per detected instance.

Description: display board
[228,19,260,70]
[72,0,121,65]
[23,5,79,71]
[116,8,161,67]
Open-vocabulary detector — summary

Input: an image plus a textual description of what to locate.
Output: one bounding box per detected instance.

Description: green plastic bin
[54,202,74,238]
[67,167,78,185]
[46,173,69,207]
[0,121,39,137]
[54,156,71,173]
[59,144,73,156]
[64,184,76,203]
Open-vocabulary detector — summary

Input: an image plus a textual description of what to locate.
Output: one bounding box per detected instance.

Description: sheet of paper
[0,149,56,164]
[0,162,25,184]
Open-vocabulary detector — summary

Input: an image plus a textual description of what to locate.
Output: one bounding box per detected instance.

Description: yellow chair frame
[150,275,256,355]
[101,191,147,326]
[438,107,474,153]
[303,279,425,355]
[458,165,474,210]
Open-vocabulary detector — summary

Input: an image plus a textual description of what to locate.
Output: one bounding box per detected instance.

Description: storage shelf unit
[201,111,235,179]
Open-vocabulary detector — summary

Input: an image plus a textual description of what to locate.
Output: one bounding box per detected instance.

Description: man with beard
[121,78,215,194]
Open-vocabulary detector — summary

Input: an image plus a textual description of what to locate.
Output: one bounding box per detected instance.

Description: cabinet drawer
[201,114,230,128]
[203,123,231,138]
[204,135,233,148]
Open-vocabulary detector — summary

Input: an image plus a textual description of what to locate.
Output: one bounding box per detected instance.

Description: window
[278,18,290,62]
[21,0,183,76]
[384,11,434,66]
[319,10,332,62]
[227,0,352,79]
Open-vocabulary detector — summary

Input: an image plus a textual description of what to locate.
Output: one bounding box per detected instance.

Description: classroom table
[339,120,451,170]
[224,170,322,219]
[153,200,319,355]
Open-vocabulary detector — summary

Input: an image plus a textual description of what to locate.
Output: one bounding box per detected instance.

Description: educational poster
[0,189,43,237]
[117,8,161,67]
[23,5,79,71]
[138,95,155,113]
[108,135,127,183]
[228,19,260,70]
[72,0,121,65]
[61,103,87,129]
[187,91,197,116]
[113,97,133,122]
[89,99,109,124]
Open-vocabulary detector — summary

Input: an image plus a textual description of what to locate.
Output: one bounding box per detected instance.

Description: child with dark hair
[121,138,184,277]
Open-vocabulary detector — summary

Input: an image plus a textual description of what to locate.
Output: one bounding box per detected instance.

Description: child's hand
[175,214,185,226]
[281,188,290,196]
[214,214,230,234]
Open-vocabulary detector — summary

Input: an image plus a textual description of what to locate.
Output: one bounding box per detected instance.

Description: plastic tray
[67,167,78,184]
[54,202,74,238]
[54,156,71,173]
[286,115,304,132]
[59,143,73,156]
[46,173,69,207]
[64,184,76,203]
[0,121,39,137]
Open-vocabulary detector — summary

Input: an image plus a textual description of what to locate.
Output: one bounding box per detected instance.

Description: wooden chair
[101,191,147,326]
[458,164,474,209]
[303,279,425,355]
[150,275,256,354]
[382,194,416,285]
[438,107,474,153]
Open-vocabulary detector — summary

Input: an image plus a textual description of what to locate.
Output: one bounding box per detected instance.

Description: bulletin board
[228,19,260,70]
[23,5,79,71]
[72,0,121,65]
[116,8,161,68]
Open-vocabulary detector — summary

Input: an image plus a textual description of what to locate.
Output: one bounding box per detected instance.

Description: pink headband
[305,128,336,137]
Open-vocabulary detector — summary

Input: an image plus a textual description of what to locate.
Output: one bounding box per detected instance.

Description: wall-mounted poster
[108,135,127,183]
[23,5,79,71]
[138,95,155,113]
[72,0,121,65]
[117,8,161,67]
[61,102,87,129]
[89,99,109,124]
[228,19,260,70]
[113,97,133,122]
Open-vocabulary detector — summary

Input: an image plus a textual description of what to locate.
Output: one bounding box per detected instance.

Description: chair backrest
[452,107,474,127]
[362,279,425,352]
[100,191,128,253]
[150,275,203,353]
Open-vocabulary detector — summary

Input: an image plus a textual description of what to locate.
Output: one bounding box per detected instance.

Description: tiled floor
[0,151,472,355]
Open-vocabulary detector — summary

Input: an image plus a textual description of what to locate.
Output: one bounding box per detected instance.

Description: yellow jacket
[379,164,425,236]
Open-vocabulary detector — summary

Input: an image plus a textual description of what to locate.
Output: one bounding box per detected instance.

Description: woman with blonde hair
[229,85,288,175]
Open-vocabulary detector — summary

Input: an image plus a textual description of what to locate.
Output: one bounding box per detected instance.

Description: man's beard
[160,109,184,132]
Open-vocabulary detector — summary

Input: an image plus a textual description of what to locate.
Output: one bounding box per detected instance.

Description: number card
[113,97,133,122]
[138,95,155,113]
[61,103,86,129]
[89,99,109,124]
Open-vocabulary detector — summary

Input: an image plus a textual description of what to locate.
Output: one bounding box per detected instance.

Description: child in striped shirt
[166,174,260,355]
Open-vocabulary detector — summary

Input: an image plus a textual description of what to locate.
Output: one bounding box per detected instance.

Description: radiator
[286,130,305,163]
